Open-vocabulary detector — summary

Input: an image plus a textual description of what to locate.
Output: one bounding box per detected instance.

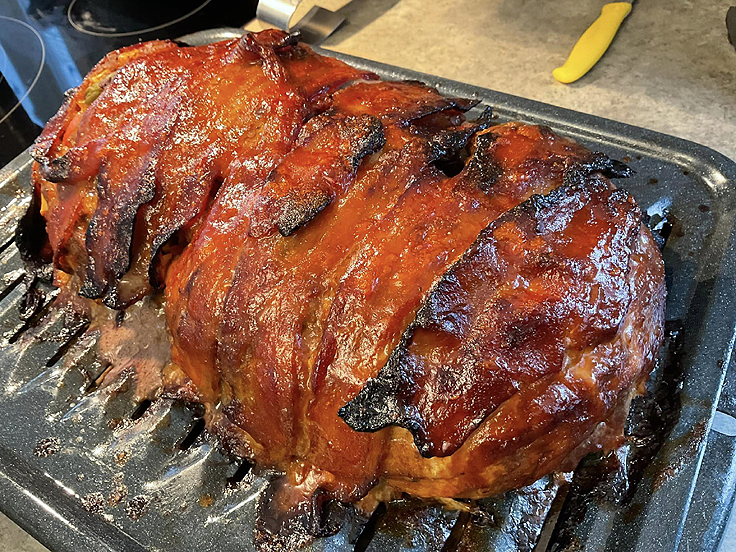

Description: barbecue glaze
[28,30,666,512]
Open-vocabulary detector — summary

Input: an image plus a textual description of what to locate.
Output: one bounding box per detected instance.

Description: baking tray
[1,33,736,552]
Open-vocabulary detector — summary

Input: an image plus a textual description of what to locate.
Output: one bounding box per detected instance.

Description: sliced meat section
[165,80,482,412]
[305,123,618,500]
[34,30,376,307]
[248,113,386,238]
[380,217,664,499]
[340,178,642,458]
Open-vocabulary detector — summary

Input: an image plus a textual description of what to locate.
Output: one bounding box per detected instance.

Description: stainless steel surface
[256,0,344,43]
[176,27,246,46]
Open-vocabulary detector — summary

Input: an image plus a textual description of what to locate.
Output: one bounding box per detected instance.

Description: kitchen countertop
[3,0,736,550]
[289,0,736,161]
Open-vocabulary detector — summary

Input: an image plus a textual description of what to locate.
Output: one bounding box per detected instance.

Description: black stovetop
[0,0,257,167]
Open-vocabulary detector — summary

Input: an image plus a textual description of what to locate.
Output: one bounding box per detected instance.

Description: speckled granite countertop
[303,0,736,162]
[4,0,736,550]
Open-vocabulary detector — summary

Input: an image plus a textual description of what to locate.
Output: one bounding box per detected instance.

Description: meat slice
[340,178,643,458]
[34,30,375,307]
[380,207,664,499]
[304,123,633,500]
[31,40,180,277]
[168,80,487,463]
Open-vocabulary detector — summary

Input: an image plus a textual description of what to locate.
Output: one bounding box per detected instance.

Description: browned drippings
[108,473,128,507]
[198,493,214,508]
[653,420,708,491]
[81,492,106,514]
[33,437,60,457]
[125,495,151,520]
[114,450,130,466]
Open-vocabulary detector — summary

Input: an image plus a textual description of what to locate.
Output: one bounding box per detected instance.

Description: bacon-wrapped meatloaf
[28,30,665,508]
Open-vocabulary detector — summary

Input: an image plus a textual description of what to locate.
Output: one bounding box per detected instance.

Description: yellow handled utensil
[553,1,633,84]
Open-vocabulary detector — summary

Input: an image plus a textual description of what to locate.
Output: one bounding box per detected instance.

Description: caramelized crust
[33,30,375,306]
[380,220,664,499]
[31,31,666,509]
[341,179,643,457]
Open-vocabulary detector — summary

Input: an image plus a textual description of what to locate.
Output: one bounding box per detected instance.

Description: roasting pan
[2,28,736,552]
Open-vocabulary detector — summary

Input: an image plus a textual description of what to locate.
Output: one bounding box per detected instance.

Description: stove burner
[0,15,45,126]
[67,0,213,38]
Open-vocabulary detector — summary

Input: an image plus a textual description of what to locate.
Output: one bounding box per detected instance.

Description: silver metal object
[177,27,246,46]
[256,0,344,43]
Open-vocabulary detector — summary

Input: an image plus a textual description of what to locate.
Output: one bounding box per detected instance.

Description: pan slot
[226,460,253,488]
[439,510,471,552]
[44,321,90,367]
[0,195,31,246]
[353,502,387,552]
[0,270,24,304]
[179,417,206,451]
[7,288,59,344]
[645,198,675,251]
[532,480,571,552]
[84,361,113,394]
[43,336,103,419]
[0,235,16,256]
[130,398,153,421]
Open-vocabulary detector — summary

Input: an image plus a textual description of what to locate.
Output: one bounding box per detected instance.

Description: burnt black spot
[429,106,494,162]
[275,31,301,49]
[277,192,332,237]
[447,97,481,112]
[15,183,52,280]
[464,131,502,192]
[276,115,385,236]
[41,154,71,183]
[81,164,157,304]
[79,257,106,299]
[338,349,410,432]
[571,152,633,182]
[346,115,386,169]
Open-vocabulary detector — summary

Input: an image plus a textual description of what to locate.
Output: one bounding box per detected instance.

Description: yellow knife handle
[553,2,632,84]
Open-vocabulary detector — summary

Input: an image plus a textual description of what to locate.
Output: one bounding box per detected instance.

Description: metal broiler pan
[1,28,736,552]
